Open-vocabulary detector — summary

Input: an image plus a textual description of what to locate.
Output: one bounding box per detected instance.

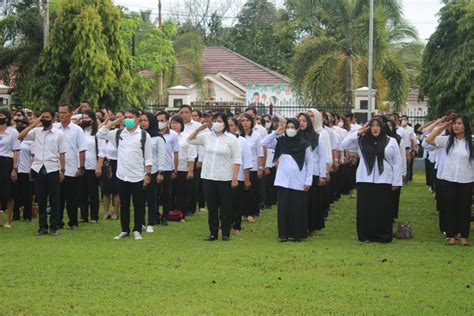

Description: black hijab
[386,119,401,145]
[359,117,389,175]
[298,113,319,150]
[142,112,164,140]
[273,118,310,170]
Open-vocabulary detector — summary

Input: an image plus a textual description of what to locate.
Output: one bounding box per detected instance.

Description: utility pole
[367,0,374,119]
[158,0,162,27]
[158,0,163,105]
[39,0,49,48]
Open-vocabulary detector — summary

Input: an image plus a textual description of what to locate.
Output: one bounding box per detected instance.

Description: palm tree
[291,0,417,111]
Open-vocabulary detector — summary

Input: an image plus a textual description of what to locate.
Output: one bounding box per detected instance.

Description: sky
[113,0,444,41]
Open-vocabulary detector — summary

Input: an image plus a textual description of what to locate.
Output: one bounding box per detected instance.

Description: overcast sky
[113,0,444,41]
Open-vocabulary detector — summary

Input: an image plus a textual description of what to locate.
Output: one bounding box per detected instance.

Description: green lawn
[0,172,472,315]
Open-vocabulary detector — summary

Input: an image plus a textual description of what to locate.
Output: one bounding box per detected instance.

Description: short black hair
[0,108,12,126]
[41,108,56,118]
[179,105,193,112]
[212,112,230,133]
[192,109,203,118]
[59,103,74,113]
[156,110,170,121]
[245,107,257,116]
[125,108,140,118]
[80,100,91,105]
[170,114,185,132]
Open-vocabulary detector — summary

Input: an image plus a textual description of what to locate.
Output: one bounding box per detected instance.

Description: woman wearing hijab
[139,112,166,233]
[307,109,332,218]
[298,113,327,235]
[342,117,403,243]
[386,119,407,221]
[262,118,313,242]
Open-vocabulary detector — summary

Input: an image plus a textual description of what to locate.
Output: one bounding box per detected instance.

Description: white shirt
[435,136,474,183]
[422,139,447,179]
[253,124,268,140]
[54,122,87,177]
[261,132,313,191]
[0,126,20,158]
[184,120,202,134]
[399,139,408,177]
[244,131,264,171]
[265,147,275,168]
[342,132,403,186]
[105,140,118,160]
[150,135,166,174]
[311,136,327,177]
[188,131,242,181]
[176,132,197,172]
[83,130,106,171]
[25,127,66,173]
[97,127,153,183]
[237,135,253,181]
[319,129,332,166]
[400,125,415,150]
[18,140,34,174]
[160,130,180,171]
[350,123,361,132]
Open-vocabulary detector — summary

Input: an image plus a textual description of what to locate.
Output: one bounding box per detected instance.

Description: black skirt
[277,187,308,240]
[0,156,13,210]
[308,176,325,232]
[101,159,118,195]
[356,183,393,243]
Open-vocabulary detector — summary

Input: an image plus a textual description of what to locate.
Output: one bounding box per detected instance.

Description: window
[173,98,183,108]
[359,100,368,110]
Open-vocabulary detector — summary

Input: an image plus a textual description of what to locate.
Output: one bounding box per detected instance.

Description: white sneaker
[146,225,154,233]
[133,231,143,240]
[114,232,129,240]
[199,208,207,212]
[142,225,146,230]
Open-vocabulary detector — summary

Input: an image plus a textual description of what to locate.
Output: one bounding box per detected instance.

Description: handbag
[395,222,414,239]
[167,209,184,222]
[101,159,112,180]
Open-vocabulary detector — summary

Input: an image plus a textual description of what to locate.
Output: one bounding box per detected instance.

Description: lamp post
[367,0,374,118]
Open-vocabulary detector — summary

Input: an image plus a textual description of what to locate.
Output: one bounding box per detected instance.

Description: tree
[32,0,140,109]
[419,2,474,122]
[392,41,424,91]
[0,0,43,105]
[289,0,417,110]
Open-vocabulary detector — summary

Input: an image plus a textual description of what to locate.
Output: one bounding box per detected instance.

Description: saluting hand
[275,124,285,136]
[357,123,370,136]
[105,117,123,129]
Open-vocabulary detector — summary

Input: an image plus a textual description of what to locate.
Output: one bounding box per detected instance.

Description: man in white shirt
[55,104,87,230]
[400,115,417,182]
[18,109,66,236]
[156,110,179,224]
[97,108,153,240]
[71,100,92,121]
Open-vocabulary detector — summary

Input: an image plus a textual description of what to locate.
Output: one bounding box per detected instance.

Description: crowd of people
[0,101,471,245]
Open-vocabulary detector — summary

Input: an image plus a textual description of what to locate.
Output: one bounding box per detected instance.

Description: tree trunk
[345,55,353,113]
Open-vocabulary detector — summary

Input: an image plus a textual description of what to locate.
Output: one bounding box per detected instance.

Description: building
[168,46,294,115]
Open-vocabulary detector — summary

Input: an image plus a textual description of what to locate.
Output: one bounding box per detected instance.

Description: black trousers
[356,183,393,243]
[0,156,13,210]
[407,155,414,181]
[264,167,277,207]
[231,181,245,230]
[171,171,193,213]
[118,179,145,234]
[203,179,232,237]
[59,176,80,227]
[243,171,259,217]
[13,173,33,220]
[144,172,158,226]
[277,187,308,240]
[443,181,472,238]
[308,176,325,232]
[80,170,99,222]
[157,171,172,220]
[391,187,402,220]
[435,178,447,232]
[32,168,60,231]
[258,175,265,210]
[193,166,206,209]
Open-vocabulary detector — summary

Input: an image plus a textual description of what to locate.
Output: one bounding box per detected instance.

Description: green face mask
[123,118,136,129]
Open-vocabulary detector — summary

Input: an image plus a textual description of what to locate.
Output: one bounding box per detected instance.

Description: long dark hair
[0,108,12,126]
[240,113,255,136]
[447,115,473,159]
[82,110,98,136]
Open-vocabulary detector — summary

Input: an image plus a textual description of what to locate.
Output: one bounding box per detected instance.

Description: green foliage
[392,41,425,90]
[289,0,415,109]
[419,2,474,123]
[0,173,473,314]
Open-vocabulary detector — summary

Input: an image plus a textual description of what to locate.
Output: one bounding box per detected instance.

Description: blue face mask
[123,118,136,129]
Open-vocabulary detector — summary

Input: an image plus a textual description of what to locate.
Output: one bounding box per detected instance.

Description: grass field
[0,172,472,315]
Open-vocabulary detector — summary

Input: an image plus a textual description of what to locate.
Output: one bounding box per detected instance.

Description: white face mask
[213,122,225,132]
[338,122,344,128]
[158,122,168,130]
[265,122,272,129]
[286,128,298,138]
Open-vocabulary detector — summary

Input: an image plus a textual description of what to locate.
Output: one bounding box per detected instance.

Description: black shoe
[36,228,48,236]
[222,236,230,241]
[160,218,168,226]
[185,211,194,217]
[23,218,32,222]
[69,225,78,230]
[50,230,59,236]
[279,238,288,242]
[80,219,88,223]
[204,235,217,241]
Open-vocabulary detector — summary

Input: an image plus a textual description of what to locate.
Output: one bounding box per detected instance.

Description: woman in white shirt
[264,116,279,209]
[342,117,403,243]
[239,113,264,223]
[228,117,252,235]
[426,115,473,246]
[169,115,196,220]
[79,111,105,224]
[188,113,241,241]
[262,118,313,242]
[0,108,20,228]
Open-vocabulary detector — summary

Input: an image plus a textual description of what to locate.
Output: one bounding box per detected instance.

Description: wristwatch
[60,169,65,173]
